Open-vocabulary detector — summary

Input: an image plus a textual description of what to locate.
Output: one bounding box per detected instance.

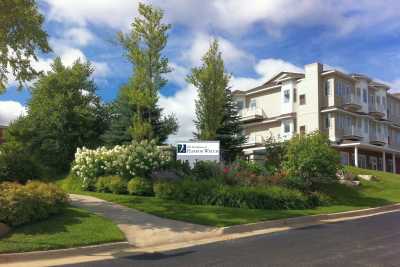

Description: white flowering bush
[72,140,168,189]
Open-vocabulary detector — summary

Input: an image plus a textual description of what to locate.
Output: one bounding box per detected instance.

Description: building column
[354,146,358,167]
[393,153,397,174]
[383,151,386,172]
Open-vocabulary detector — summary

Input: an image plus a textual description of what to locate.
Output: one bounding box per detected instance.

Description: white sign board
[177,142,220,156]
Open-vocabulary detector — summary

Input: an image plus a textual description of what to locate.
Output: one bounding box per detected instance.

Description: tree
[216,88,246,162]
[5,57,108,175]
[188,40,245,161]
[110,3,177,143]
[264,136,287,173]
[0,0,51,93]
[188,40,228,140]
[283,131,340,190]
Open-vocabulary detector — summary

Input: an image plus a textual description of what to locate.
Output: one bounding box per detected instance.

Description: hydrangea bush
[72,140,168,189]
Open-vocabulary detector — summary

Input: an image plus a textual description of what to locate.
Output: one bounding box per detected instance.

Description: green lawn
[58,167,400,227]
[0,207,125,254]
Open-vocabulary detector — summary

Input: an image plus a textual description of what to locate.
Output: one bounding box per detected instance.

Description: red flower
[223,167,230,174]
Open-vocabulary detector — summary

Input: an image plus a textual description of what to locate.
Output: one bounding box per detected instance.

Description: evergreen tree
[217,88,246,162]
[188,40,245,161]
[188,40,228,140]
[105,3,177,144]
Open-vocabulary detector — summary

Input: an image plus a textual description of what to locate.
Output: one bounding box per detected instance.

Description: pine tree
[188,40,245,161]
[217,88,246,162]
[105,3,177,144]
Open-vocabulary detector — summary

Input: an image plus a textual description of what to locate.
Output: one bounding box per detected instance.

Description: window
[300,125,306,134]
[324,114,330,128]
[357,118,362,129]
[293,88,297,102]
[236,100,244,110]
[382,97,386,107]
[299,94,306,105]
[250,99,257,109]
[283,121,291,133]
[283,89,290,103]
[356,88,361,97]
[325,80,330,96]
[376,96,381,105]
[364,118,368,133]
[363,89,367,103]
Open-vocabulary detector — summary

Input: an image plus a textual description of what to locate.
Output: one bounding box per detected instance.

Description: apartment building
[0,125,6,144]
[233,62,400,173]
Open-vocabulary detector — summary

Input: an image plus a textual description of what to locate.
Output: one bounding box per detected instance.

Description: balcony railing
[243,135,264,147]
[369,132,386,144]
[239,108,264,122]
[341,94,362,108]
[343,125,363,139]
[369,103,386,116]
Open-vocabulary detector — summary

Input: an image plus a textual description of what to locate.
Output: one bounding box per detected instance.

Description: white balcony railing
[343,125,363,137]
[243,135,264,147]
[342,94,362,107]
[369,103,386,115]
[239,108,264,121]
[369,132,385,143]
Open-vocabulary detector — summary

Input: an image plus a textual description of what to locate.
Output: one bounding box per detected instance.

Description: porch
[333,143,400,174]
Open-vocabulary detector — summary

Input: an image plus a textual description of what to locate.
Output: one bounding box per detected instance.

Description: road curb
[222,203,400,234]
[0,242,130,265]
[2,203,400,266]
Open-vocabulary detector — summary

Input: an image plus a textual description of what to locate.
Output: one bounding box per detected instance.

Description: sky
[2,0,400,143]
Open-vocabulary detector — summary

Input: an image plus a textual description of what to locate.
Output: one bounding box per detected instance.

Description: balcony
[341,94,362,110]
[369,104,386,118]
[242,135,264,147]
[369,132,386,146]
[342,126,363,141]
[239,108,264,122]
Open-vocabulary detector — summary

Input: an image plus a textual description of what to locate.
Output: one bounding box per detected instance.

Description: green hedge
[154,179,318,210]
[0,181,69,226]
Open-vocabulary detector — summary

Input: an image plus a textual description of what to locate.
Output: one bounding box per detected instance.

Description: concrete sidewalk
[69,194,222,248]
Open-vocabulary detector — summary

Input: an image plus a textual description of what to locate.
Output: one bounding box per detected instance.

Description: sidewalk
[69,194,222,248]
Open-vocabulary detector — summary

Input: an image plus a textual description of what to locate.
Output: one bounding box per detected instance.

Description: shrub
[283,131,340,190]
[192,161,222,180]
[154,179,316,210]
[127,177,153,196]
[222,160,273,186]
[95,176,127,194]
[95,176,112,192]
[264,136,287,173]
[0,142,40,183]
[0,181,68,226]
[108,176,127,194]
[72,140,168,189]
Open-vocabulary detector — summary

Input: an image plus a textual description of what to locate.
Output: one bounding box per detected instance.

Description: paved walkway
[69,194,222,248]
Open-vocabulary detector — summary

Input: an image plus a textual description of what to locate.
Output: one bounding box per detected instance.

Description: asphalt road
[63,211,400,267]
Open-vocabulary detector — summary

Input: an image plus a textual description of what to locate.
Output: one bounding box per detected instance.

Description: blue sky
[1,0,400,142]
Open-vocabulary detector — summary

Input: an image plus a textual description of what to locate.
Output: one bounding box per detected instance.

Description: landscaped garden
[56,132,400,227]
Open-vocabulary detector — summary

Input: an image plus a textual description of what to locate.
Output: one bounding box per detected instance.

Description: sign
[176,141,220,166]
[176,141,220,156]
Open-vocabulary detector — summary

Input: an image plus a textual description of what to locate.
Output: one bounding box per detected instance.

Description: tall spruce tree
[217,88,246,162]
[103,3,177,144]
[188,40,245,161]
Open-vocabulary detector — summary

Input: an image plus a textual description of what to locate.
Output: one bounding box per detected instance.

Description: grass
[0,207,125,254]
[57,167,400,227]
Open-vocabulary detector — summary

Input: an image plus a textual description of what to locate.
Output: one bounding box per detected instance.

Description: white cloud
[159,84,197,143]
[167,62,189,87]
[182,33,252,67]
[93,61,111,77]
[231,58,303,91]
[43,0,400,36]
[0,101,26,126]
[64,27,95,46]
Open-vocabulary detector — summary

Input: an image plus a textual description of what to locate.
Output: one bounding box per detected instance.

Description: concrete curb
[2,203,400,266]
[0,242,129,265]
[222,203,400,234]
